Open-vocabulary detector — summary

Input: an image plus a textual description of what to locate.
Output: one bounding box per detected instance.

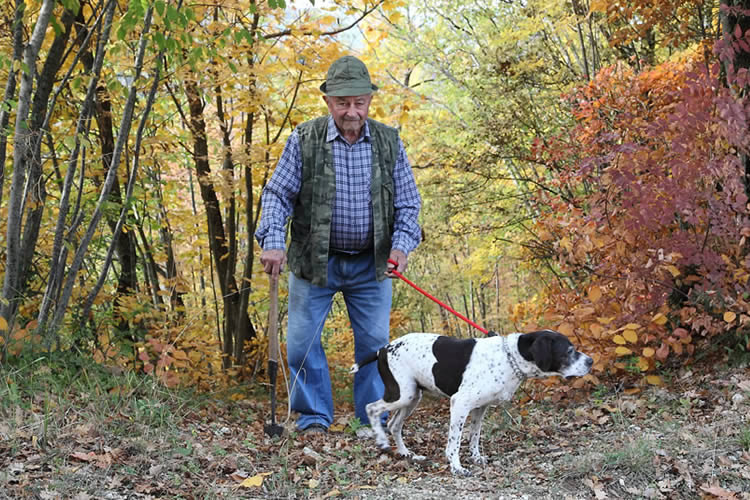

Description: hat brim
[320,81,378,96]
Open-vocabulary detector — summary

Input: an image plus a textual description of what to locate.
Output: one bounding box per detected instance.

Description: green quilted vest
[287,116,399,287]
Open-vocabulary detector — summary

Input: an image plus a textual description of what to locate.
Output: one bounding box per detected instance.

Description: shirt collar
[326,115,370,143]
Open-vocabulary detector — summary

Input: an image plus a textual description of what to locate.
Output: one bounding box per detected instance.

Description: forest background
[1,0,750,398]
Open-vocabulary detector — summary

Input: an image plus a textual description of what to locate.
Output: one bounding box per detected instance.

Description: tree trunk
[18,8,77,308]
[135,217,164,307]
[1,0,56,347]
[37,0,117,341]
[185,78,252,369]
[153,162,185,313]
[81,53,163,327]
[46,4,154,343]
[73,5,140,334]
[0,0,25,209]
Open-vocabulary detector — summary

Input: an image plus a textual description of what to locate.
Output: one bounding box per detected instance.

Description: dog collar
[503,336,527,381]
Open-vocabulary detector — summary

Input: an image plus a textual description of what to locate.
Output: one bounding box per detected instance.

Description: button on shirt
[255,116,421,254]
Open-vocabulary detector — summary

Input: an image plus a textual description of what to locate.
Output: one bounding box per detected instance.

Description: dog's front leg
[467,404,489,465]
[446,396,472,476]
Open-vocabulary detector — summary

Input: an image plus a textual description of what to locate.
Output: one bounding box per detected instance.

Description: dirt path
[2,365,749,499]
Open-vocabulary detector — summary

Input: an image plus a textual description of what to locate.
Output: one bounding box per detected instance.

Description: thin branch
[263,0,386,39]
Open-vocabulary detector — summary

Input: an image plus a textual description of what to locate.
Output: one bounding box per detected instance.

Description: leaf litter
[1,364,750,499]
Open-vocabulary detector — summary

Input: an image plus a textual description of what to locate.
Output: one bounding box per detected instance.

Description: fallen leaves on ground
[1,366,750,499]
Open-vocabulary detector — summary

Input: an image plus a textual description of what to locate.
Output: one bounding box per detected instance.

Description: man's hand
[260,249,287,277]
[386,249,408,278]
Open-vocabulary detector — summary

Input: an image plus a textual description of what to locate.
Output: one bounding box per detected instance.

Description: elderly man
[255,55,422,434]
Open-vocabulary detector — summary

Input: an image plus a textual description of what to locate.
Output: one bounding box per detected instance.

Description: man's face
[324,94,372,138]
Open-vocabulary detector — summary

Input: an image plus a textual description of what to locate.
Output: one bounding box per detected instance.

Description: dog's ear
[518,333,554,372]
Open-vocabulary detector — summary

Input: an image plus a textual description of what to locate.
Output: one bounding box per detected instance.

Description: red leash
[387,258,490,335]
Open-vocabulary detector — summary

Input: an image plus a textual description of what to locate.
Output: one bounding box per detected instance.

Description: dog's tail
[349,349,382,374]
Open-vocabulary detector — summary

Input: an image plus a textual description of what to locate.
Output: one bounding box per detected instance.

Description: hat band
[321,79,378,96]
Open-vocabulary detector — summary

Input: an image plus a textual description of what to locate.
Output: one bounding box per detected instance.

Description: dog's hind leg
[386,389,421,436]
[467,404,490,465]
[446,397,473,476]
[389,390,424,460]
[386,408,403,435]
[366,400,392,451]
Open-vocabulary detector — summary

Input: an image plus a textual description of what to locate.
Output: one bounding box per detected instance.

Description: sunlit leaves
[60,0,81,14]
[517,37,750,378]
[371,0,626,337]
[592,0,714,51]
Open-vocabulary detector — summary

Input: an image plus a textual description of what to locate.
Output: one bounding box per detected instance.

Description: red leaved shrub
[520,51,750,382]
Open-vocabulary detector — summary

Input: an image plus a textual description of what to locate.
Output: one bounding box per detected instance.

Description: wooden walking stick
[263,274,284,437]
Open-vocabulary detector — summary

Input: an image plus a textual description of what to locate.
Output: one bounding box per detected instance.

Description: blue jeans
[286,253,391,430]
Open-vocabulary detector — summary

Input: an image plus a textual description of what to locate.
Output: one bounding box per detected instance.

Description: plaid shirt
[255,116,421,254]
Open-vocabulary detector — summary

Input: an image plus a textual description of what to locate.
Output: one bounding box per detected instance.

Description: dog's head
[517,330,593,378]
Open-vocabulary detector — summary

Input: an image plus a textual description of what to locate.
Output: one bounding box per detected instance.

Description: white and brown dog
[351,330,593,476]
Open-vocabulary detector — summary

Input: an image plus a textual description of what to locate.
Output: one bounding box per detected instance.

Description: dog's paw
[471,455,488,465]
[376,440,391,452]
[451,463,471,477]
[450,464,472,477]
[397,449,426,461]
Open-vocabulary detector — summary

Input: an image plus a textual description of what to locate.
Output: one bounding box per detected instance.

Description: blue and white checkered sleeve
[391,138,422,254]
[254,131,302,250]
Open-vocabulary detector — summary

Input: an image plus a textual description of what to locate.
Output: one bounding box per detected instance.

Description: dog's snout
[584,356,593,368]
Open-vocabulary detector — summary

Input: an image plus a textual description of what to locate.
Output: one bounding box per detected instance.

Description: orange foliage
[592,0,714,48]
[518,51,750,382]
[324,306,413,403]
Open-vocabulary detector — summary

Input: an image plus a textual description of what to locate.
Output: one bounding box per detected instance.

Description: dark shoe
[300,423,327,434]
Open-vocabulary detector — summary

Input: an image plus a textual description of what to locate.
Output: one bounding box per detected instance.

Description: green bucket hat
[319,56,378,96]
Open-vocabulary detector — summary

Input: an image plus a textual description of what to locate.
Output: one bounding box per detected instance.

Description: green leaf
[153,32,166,51]
[50,16,63,37]
[166,5,178,24]
[128,0,144,18]
[60,0,81,14]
